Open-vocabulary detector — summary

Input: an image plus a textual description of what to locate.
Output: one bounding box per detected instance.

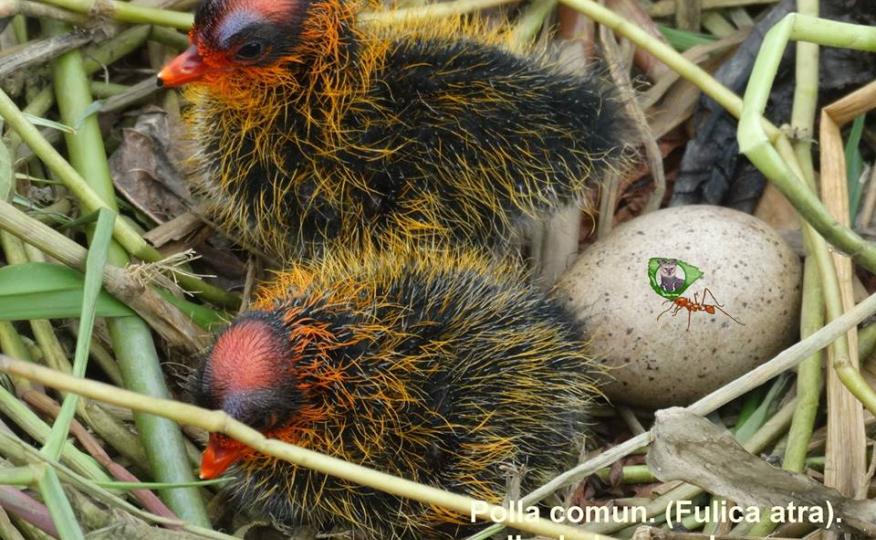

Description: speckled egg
[555,205,802,408]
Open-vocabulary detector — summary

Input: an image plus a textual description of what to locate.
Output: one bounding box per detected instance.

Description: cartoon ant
[657,287,744,331]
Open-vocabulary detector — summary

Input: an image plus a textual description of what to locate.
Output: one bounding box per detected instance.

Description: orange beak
[199,434,246,479]
[157,45,208,87]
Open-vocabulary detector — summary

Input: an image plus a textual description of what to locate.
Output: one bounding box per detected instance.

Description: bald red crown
[230,0,298,20]
[193,0,301,43]
[207,318,289,397]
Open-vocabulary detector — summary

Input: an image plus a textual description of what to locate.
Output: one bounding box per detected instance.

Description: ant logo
[647,258,743,331]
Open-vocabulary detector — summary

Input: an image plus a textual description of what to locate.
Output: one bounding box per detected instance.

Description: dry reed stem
[819,79,876,498]
[0,356,613,540]
[0,199,210,352]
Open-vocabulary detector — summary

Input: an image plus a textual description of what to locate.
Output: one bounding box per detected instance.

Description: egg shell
[555,205,802,409]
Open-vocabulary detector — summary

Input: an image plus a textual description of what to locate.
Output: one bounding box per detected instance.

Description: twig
[559,0,876,275]
[0,356,614,540]
[0,30,92,80]
[43,20,210,524]
[599,19,664,213]
[0,88,239,309]
[647,0,779,17]
[18,1,88,24]
[467,288,876,538]
[359,0,520,24]
[0,198,210,352]
[36,0,193,29]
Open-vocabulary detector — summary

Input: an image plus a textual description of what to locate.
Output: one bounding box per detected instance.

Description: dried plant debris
[108,107,193,225]
[670,0,876,212]
[648,408,876,535]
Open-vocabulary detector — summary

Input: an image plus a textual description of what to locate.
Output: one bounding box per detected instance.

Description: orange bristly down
[158,0,633,260]
[189,245,602,539]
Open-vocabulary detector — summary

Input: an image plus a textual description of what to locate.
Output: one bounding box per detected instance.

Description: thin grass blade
[22,113,75,134]
[846,115,866,222]
[42,209,115,460]
[34,466,84,540]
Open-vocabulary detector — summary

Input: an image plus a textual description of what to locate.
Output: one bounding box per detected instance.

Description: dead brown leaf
[109,106,193,225]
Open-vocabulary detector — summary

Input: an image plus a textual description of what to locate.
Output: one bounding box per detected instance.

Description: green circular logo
[647,258,703,300]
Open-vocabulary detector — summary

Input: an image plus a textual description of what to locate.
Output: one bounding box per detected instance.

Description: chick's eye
[235,41,265,61]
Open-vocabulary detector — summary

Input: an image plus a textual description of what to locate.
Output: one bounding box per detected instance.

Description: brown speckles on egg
[554,205,802,409]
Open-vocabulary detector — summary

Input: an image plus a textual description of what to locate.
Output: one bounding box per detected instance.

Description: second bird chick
[191,246,600,538]
[159,0,632,259]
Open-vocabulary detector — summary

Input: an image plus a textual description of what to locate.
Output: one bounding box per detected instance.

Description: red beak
[158,45,208,87]
[199,434,246,479]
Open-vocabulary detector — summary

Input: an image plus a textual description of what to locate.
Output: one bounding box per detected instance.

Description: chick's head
[158,0,321,93]
[192,313,306,479]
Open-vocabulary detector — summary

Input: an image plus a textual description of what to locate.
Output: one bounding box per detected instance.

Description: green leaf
[72,100,104,131]
[43,208,115,460]
[846,115,866,223]
[0,262,133,320]
[22,113,75,134]
[733,374,791,442]
[658,25,716,51]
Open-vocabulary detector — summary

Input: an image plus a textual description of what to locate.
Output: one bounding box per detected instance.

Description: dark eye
[235,41,265,61]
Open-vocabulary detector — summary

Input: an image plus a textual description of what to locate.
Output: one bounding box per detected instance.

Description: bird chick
[191,246,600,538]
[158,0,632,259]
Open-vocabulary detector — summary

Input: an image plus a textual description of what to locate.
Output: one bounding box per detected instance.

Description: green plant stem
[8,26,151,156]
[0,506,26,540]
[44,21,210,527]
[466,283,876,539]
[0,386,109,482]
[89,81,129,98]
[784,259,824,472]
[0,90,237,307]
[34,465,84,540]
[859,323,876,363]
[0,357,613,540]
[783,0,823,479]
[148,26,189,50]
[737,13,876,272]
[0,467,37,486]
[11,15,27,43]
[594,465,656,484]
[558,0,876,275]
[748,260,823,537]
[0,320,34,393]
[37,0,193,29]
